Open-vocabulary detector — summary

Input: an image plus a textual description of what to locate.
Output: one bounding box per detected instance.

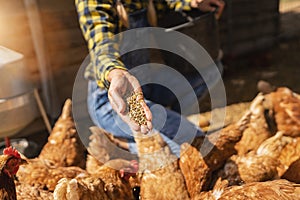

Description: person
[75,0,225,157]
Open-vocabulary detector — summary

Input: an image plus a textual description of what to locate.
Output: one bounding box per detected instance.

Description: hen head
[119,160,139,180]
[1,146,27,177]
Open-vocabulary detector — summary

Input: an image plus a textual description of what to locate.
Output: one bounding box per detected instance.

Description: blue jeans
[87,80,204,157]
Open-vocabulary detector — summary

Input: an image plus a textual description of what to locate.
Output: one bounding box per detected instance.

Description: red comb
[3,146,21,158]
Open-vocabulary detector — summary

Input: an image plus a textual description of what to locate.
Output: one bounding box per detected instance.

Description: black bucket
[158,10,221,74]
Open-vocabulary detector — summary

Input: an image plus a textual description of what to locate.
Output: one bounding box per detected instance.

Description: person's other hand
[107,69,152,134]
[190,0,225,19]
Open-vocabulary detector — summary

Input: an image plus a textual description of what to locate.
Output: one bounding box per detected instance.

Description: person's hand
[107,69,152,134]
[190,0,225,19]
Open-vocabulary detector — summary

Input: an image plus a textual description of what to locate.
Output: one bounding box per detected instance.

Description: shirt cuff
[96,60,128,89]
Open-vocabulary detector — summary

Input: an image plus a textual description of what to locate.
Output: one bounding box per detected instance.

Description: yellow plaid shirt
[76,0,192,89]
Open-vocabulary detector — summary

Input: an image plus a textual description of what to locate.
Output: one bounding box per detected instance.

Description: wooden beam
[24,0,60,118]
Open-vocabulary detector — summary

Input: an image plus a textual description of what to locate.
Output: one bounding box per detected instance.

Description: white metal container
[0,46,38,137]
[0,46,33,98]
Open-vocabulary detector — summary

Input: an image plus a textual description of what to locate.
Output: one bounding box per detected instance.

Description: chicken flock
[0,87,300,199]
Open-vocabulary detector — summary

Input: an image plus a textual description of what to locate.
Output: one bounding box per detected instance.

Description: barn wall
[0,0,88,118]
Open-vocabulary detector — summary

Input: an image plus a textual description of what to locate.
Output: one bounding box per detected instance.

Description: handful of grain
[127,92,147,126]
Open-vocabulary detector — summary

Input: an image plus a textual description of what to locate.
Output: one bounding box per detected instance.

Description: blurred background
[0,0,299,155]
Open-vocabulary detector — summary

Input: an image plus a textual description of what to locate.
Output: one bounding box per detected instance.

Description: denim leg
[87,81,204,157]
[87,81,134,138]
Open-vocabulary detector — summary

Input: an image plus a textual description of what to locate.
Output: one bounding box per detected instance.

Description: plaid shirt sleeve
[76,0,127,89]
[164,0,192,11]
[75,0,192,89]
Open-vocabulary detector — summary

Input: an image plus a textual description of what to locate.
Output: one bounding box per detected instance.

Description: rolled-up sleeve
[76,0,127,89]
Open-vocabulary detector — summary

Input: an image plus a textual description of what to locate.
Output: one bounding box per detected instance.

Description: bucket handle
[165,9,217,32]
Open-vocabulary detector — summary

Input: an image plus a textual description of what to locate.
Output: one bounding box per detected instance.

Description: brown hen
[53,174,109,200]
[0,147,27,200]
[17,158,86,191]
[86,127,138,200]
[16,100,88,192]
[235,93,274,155]
[195,179,300,200]
[135,132,189,200]
[204,108,251,171]
[221,154,279,185]
[179,143,210,198]
[265,87,300,137]
[16,183,53,200]
[178,106,251,196]
[38,99,86,168]
[88,162,136,200]
[179,107,250,197]
[50,127,137,200]
[221,132,289,185]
